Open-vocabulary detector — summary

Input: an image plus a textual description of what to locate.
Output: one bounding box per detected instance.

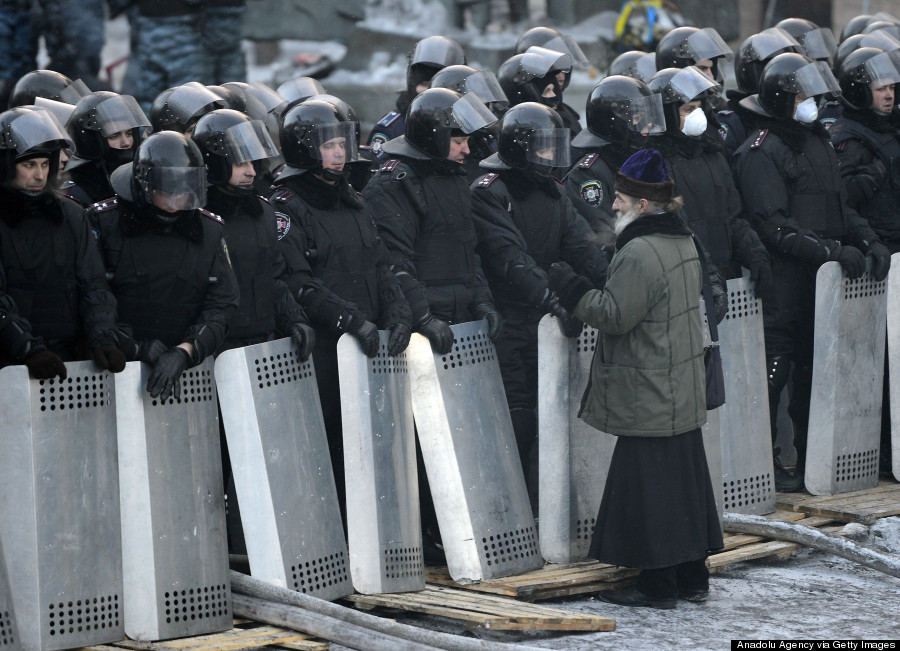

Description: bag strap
[692,234,720,345]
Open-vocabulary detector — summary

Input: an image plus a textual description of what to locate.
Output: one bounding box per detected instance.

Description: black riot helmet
[149,82,227,134]
[276,76,325,105]
[838,47,900,111]
[608,50,657,82]
[742,52,841,119]
[575,75,665,148]
[0,106,73,187]
[66,91,150,168]
[655,26,733,81]
[734,28,803,95]
[430,65,509,113]
[406,36,467,98]
[482,102,570,176]
[206,85,246,113]
[863,21,900,41]
[8,70,90,108]
[498,48,572,108]
[840,15,873,43]
[833,31,900,78]
[191,109,279,185]
[775,18,837,64]
[113,130,207,220]
[515,26,589,90]
[382,87,496,160]
[279,99,360,180]
[648,66,720,132]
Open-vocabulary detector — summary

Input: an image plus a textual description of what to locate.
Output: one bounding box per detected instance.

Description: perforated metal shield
[537,316,615,564]
[115,360,231,641]
[338,332,423,595]
[0,362,122,651]
[407,321,542,584]
[214,338,352,601]
[889,254,900,482]
[807,262,887,495]
[0,535,19,651]
[717,275,776,514]
[699,298,723,524]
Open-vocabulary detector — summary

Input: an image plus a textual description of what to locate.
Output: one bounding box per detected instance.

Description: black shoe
[422,535,446,566]
[678,587,709,602]
[773,456,804,493]
[599,585,676,610]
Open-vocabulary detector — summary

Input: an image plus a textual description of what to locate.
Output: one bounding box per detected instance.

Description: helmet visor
[542,34,590,68]
[167,82,225,121]
[147,166,207,212]
[306,120,359,163]
[276,77,324,103]
[248,81,288,113]
[621,93,667,135]
[522,46,572,77]
[411,38,462,67]
[799,28,837,61]
[668,66,720,102]
[451,91,498,134]
[634,53,657,82]
[58,78,91,104]
[748,28,802,61]
[860,31,900,52]
[4,109,73,154]
[525,128,571,168]
[864,50,900,88]
[95,95,151,136]
[222,119,280,164]
[790,60,841,97]
[34,97,76,129]
[687,28,734,62]
[465,71,508,108]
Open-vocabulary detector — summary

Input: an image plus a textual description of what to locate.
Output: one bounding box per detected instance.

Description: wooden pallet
[776,480,900,525]
[77,621,327,651]
[345,584,615,631]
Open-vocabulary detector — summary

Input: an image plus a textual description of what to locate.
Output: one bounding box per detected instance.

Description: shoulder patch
[271,188,295,203]
[200,208,224,224]
[275,211,291,240]
[718,123,729,140]
[750,129,768,149]
[89,196,119,213]
[579,180,603,207]
[370,133,388,152]
[377,111,400,128]
[379,159,400,173]
[578,152,598,169]
[476,173,499,188]
[820,117,837,131]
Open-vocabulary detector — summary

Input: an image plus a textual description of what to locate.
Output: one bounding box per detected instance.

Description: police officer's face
[320,136,346,171]
[446,136,469,164]
[13,157,50,192]
[694,59,715,80]
[678,99,703,131]
[229,160,256,187]
[870,83,896,114]
[106,130,134,150]
[151,189,193,213]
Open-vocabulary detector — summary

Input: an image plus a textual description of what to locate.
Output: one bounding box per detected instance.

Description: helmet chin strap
[320,167,345,182]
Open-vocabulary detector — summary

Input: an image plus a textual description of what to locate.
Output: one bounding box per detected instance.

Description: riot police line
[1,12,900,647]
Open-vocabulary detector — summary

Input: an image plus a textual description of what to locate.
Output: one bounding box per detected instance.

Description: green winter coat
[573,212,707,437]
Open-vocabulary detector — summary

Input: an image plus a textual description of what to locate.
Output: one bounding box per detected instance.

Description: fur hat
[614,148,674,203]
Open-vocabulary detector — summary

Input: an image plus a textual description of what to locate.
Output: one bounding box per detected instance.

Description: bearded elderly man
[550,148,723,609]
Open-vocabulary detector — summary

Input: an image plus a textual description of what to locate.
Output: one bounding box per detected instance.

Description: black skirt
[588,428,724,569]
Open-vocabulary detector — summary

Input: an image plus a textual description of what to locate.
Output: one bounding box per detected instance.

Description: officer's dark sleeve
[719,156,768,269]
[834,138,881,211]
[373,229,412,330]
[270,239,310,336]
[70,210,120,348]
[559,201,610,289]
[184,236,240,363]
[0,264,46,362]
[840,184,880,249]
[734,146,793,249]
[565,165,617,246]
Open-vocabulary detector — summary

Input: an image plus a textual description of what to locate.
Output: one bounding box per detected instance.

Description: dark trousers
[637,557,709,599]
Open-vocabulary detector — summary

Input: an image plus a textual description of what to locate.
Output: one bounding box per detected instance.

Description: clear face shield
[799,28,838,61]
[167,82,225,123]
[619,93,667,135]
[686,27,734,63]
[94,95,151,136]
[542,34,590,68]
[58,78,91,104]
[747,28,802,61]
[519,47,573,82]
[2,109,73,156]
[666,66,721,103]
[411,38,462,67]
[449,91,498,135]
[306,121,359,163]
[863,50,900,88]
[526,128,571,169]
[145,166,207,213]
[464,71,509,111]
[785,60,842,97]
[34,97,76,130]
[860,31,900,53]
[220,119,280,164]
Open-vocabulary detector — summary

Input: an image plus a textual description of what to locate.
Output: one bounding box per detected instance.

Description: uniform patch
[578,152,598,169]
[370,133,388,152]
[476,173,498,188]
[579,180,603,207]
[275,211,291,240]
[271,188,295,203]
[90,197,119,213]
[221,238,232,267]
[820,117,837,131]
[718,123,729,140]
[833,140,848,152]
[200,208,224,224]
[750,129,768,149]
[379,159,400,173]
[377,111,400,127]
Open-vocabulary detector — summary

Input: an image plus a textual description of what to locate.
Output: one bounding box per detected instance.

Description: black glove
[417,313,454,355]
[748,259,772,296]
[93,346,127,373]
[138,339,168,365]
[554,306,584,338]
[473,303,503,341]
[289,322,316,361]
[548,262,595,314]
[146,347,191,402]
[387,323,411,356]
[865,241,892,282]
[351,318,380,358]
[831,244,866,279]
[25,349,67,380]
[855,159,887,200]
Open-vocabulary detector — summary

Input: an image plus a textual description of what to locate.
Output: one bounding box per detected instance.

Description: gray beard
[614,208,640,235]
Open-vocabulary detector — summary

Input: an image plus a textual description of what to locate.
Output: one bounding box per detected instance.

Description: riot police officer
[471,101,609,506]
[498,47,573,129]
[63,91,150,206]
[655,25,733,111]
[0,106,126,378]
[88,131,240,402]
[607,50,656,82]
[564,75,665,244]
[149,82,227,135]
[8,69,90,108]
[733,53,892,491]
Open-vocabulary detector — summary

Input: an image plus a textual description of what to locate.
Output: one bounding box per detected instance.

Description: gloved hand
[387,323,411,357]
[748,258,773,296]
[831,244,866,279]
[548,262,595,313]
[865,241,892,282]
[351,318,380,358]
[540,291,583,338]
[856,159,887,199]
[417,313,454,355]
[25,349,67,380]
[473,303,503,341]
[146,347,191,402]
[289,322,316,361]
[93,345,127,373]
[137,339,168,365]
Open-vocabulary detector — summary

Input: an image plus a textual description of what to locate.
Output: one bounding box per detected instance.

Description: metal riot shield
[807,262,887,495]
[115,360,231,641]
[699,297,724,524]
[338,332,423,595]
[406,321,542,584]
[0,362,122,651]
[0,534,19,651]
[717,275,776,514]
[214,338,352,601]
[888,254,900,482]
[537,316,616,564]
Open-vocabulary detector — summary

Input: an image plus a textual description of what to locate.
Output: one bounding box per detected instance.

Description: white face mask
[793,97,819,124]
[681,107,707,137]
